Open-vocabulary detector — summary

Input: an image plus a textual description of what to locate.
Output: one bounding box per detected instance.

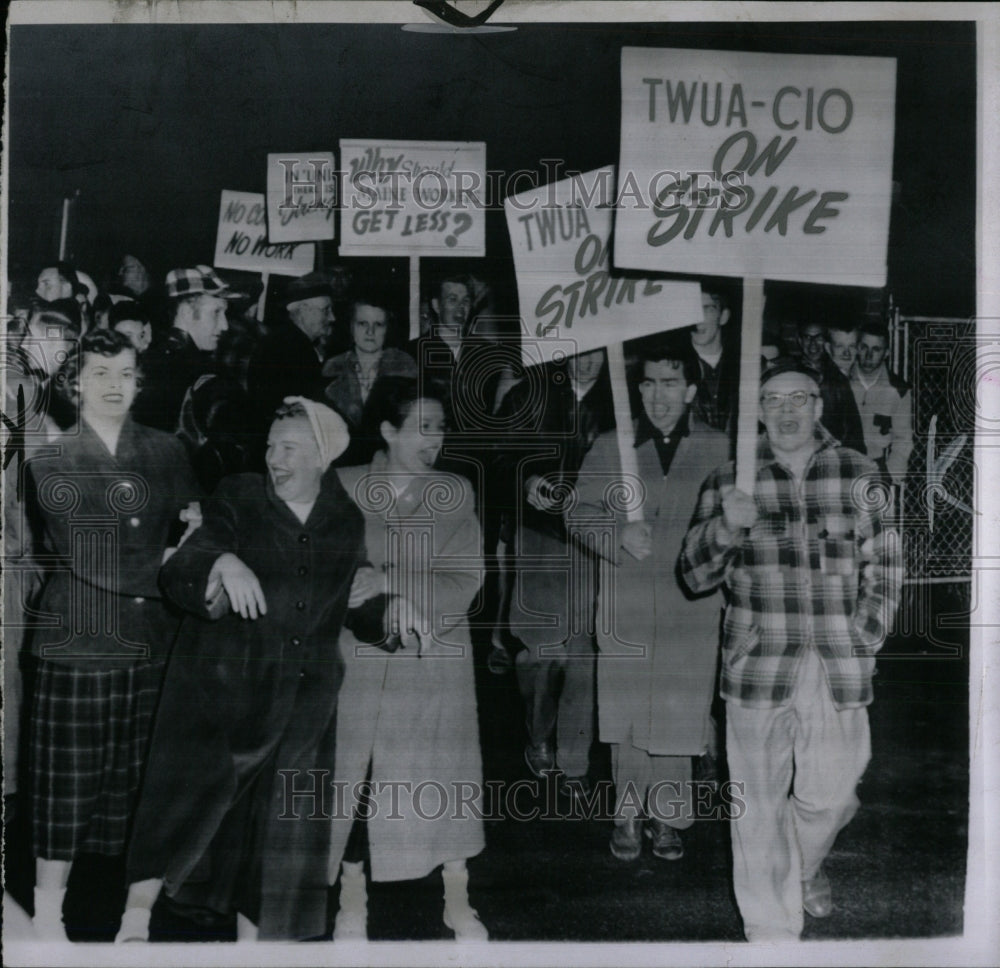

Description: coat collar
[264,462,352,529]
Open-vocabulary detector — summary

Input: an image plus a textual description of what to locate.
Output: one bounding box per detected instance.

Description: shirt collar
[634,408,690,448]
[756,421,839,468]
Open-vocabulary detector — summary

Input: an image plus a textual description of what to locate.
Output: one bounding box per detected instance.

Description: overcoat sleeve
[159,475,243,617]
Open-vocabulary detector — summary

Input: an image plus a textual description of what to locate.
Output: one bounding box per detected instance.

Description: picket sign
[338,140,487,339]
[615,47,896,492]
[214,189,319,328]
[503,166,703,523]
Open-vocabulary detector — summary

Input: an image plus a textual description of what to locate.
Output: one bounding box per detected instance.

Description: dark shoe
[557,774,593,810]
[609,817,642,861]
[693,752,720,786]
[487,643,512,675]
[645,819,684,860]
[524,741,556,778]
[801,867,833,918]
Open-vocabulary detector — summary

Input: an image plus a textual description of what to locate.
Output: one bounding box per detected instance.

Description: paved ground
[2,586,968,943]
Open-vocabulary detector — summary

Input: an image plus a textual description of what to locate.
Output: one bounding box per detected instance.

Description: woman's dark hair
[272,400,309,422]
[368,376,449,433]
[58,328,139,407]
[30,299,83,336]
[108,300,149,328]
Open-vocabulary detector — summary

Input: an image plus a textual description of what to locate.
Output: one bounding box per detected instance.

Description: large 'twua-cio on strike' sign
[615,48,896,286]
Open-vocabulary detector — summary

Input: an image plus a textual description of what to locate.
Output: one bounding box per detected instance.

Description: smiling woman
[25,329,202,941]
[117,398,367,942]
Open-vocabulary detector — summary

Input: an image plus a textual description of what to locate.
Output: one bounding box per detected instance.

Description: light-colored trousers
[725,647,871,941]
[611,729,693,830]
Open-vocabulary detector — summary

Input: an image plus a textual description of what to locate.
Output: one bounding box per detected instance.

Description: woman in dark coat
[26,329,200,940]
[118,397,366,943]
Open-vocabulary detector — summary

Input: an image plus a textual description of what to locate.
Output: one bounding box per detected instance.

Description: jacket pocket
[726,624,761,663]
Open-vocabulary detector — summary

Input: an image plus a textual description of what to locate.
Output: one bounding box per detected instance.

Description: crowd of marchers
[4,256,904,944]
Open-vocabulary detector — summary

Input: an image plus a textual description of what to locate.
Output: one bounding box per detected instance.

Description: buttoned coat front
[127,467,365,940]
[327,463,485,884]
[572,420,729,755]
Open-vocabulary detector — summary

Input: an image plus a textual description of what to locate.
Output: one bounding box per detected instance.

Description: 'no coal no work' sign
[614,48,896,287]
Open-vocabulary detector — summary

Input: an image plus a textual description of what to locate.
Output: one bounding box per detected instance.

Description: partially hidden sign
[214,190,315,276]
[338,139,486,256]
[504,166,703,368]
[266,152,337,243]
[615,48,896,287]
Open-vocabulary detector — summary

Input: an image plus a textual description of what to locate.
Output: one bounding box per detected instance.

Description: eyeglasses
[760,391,819,412]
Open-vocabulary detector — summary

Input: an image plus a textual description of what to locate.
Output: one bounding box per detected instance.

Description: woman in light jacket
[329,376,488,942]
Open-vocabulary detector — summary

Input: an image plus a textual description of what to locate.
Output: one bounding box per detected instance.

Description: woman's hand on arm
[348,565,386,608]
[207,552,268,620]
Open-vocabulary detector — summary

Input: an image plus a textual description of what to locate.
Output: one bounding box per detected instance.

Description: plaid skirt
[30,658,165,860]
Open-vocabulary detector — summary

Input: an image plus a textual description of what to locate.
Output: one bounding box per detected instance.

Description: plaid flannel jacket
[680,427,902,709]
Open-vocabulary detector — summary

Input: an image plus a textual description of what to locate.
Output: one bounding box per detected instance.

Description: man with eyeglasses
[680,357,901,942]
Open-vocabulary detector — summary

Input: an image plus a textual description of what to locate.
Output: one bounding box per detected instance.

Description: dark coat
[496,362,613,646]
[126,467,365,940]
[27,417,200,668]
[816,354,867,455]
[246,324,326,432]
[132,328,216,433]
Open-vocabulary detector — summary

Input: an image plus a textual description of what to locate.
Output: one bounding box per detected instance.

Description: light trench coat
[571,419,729,755]
[329,461,485,883]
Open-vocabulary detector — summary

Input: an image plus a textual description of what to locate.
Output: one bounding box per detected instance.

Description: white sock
[32,887,68,942]
[442,866,488,942]
[236,912,259,942]
[333,861,368,941]
[115,907,151,943]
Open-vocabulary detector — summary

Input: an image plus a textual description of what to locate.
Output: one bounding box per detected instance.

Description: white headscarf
[282,396,350,468]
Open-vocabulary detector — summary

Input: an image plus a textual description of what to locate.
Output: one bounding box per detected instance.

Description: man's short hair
[634,333,700,385]
[700,281,728,312]
[858,319,890,344]
[826,321,860,340]
[433,272,471,302]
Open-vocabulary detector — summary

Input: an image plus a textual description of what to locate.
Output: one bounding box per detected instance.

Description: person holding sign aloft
[570,335,729,863]
[680,358,902,941]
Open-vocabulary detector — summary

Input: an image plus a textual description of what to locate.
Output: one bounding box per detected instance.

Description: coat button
[298,566,308,576]
[296,600,306,610]
[291,636,301,647]
[298,534,309,544]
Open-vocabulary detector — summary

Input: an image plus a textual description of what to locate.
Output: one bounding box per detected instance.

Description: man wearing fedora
[680,357,901,942]
[133,265,237,432]
[247,272,335,434]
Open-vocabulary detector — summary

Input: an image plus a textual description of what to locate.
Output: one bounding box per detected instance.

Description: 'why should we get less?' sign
[614,48,896,287]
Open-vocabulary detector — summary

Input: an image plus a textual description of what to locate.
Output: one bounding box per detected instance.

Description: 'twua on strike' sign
[504,166,702,368]
[614,48,896,286]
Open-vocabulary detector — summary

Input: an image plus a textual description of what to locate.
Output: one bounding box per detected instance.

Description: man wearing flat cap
[680,358,901,942]
[133,265,237,432]
[246,272,335,435]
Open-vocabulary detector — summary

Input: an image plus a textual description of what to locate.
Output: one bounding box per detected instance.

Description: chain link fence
[891,314,975,591]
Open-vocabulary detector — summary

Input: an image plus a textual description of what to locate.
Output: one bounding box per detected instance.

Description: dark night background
[7,20,976,319]
[2,15,977,949]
